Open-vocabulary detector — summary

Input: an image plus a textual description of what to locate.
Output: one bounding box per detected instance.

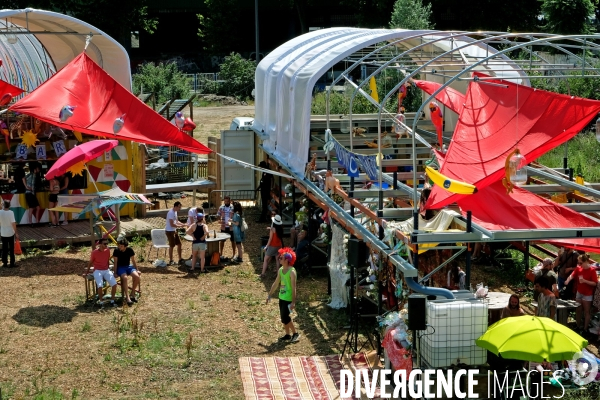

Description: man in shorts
[165,201,185,265]
[83,239,117,307]
[218,196,236,259]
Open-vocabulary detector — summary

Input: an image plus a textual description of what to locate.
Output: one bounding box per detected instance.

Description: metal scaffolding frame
[256,30,600,302]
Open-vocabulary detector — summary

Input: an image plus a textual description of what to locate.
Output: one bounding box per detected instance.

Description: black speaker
[348,238,367,268]
[407,294,427,331]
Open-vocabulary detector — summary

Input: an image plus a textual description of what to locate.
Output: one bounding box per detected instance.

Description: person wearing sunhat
[266,247,300,343]
[260,214,284,278]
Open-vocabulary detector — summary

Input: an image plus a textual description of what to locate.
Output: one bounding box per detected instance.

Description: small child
[266,247,300,343]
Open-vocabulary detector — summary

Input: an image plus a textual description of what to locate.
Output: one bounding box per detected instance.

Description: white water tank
[421,299,488,368]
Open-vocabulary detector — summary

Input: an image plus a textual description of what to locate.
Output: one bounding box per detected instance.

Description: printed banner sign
[53,140,67,157]
[103,163,114,179]
[36,144,47,160]
[331,139,378,179]
[15,144,28,159]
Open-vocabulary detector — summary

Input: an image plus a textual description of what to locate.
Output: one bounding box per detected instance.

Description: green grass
[537,131,600,182]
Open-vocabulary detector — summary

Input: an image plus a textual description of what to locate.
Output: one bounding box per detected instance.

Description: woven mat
[239,353,379,400]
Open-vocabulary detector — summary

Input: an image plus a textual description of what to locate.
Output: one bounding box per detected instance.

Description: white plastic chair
[148,229,170,261]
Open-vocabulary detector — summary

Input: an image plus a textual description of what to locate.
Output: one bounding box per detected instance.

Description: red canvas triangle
[427,72,600,209]
[10,53,211,154]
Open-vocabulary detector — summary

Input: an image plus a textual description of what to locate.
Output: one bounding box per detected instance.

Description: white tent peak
[253,27,526,176]
[0,8,131,90]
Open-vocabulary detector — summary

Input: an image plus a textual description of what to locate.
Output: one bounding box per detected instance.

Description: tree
[389,0,434,30]
[337,0,396,28]
[197,0,242,53]
[132,62,191,104]
[1,0,158,49]
[540,0,596,34]
[215,53,256,98]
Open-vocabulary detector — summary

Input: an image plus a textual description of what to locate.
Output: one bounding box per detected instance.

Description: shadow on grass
[12,305,77,327]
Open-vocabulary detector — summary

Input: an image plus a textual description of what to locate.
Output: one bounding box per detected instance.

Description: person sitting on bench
[83,239,117,307]
[112,238,141,306]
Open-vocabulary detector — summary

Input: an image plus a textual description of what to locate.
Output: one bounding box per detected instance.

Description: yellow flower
[21,130,39,148]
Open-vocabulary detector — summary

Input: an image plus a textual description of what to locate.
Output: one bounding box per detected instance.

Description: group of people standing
[17,162,70,227]
[163,197,246,274]
[504,248,599,337]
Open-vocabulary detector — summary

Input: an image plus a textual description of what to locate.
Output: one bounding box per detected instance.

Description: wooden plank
[5,216,168,249]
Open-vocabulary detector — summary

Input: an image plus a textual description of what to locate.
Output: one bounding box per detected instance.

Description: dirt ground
[0,201,348,399]
[185,105,255,157]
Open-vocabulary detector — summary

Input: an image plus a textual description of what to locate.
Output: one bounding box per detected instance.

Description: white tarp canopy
[254,28,527,176]
[0,8,131,90]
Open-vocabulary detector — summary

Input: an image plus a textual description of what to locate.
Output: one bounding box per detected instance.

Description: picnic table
[183,231,230,267]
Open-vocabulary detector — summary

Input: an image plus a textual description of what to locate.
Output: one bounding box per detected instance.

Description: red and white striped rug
[239,353,378,400]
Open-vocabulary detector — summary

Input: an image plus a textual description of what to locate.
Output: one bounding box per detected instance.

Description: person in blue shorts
[112,238,141,306]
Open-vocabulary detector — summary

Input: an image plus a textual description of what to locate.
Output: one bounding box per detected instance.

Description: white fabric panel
[0,8,131,89]
[255,28,528,176]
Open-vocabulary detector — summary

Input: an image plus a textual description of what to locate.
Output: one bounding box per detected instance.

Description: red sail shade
[426,72,600,209]
[10,52,211,154]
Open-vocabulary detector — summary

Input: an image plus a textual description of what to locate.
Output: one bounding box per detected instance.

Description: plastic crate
[425,299,488,347]
[420,339,487,368]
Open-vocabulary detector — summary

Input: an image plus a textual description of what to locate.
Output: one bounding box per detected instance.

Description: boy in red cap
[266,247,300,342]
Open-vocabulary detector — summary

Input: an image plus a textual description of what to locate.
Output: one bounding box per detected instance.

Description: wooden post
[89,212,95,245]
[116,204,121,238]
[131,142,147,217]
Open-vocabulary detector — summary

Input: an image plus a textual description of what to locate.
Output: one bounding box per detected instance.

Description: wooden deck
[16,216,167,248]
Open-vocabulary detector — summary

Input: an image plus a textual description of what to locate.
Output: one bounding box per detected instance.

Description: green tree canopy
[540,0,597,34]
[389,0,434,30]
[214,53,256,99]
[132,62,191,104]
[1,0,157,48]
[197,0,241,53]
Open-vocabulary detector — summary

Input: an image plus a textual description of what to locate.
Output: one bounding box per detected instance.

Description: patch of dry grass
[0,203,352,399]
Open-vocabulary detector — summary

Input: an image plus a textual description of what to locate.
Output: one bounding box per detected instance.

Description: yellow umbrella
[476,315,587,362]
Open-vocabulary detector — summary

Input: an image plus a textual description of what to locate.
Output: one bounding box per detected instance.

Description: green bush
[199,53,255,99]
[132,62,191,104]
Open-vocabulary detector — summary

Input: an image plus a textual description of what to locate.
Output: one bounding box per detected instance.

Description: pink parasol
[46,139,118,179]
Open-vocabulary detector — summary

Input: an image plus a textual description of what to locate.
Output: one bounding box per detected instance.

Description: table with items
[183,231,230,267]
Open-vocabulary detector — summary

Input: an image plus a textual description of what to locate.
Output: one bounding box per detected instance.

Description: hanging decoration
[68,161,86,177]
[0,120,9,148]
[174,111,185,130]
[0,93,12,106]
[59,105,75,122]
[113,114,126,134]
[395,107,408,139]
[325,133,380,180]
[33,118,44,134]
[369,76,379,103]
[425,166,477,195]
[182,117,196,132]
[20,129,39,148]
[429,101,444,148]
[502,148,527,194]
[73,130,83,142]
[397,83,408,113]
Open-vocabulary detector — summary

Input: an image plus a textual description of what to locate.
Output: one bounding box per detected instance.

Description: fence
[145,147,208,185]
[184,73,221,92]
[205,189,257,216]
